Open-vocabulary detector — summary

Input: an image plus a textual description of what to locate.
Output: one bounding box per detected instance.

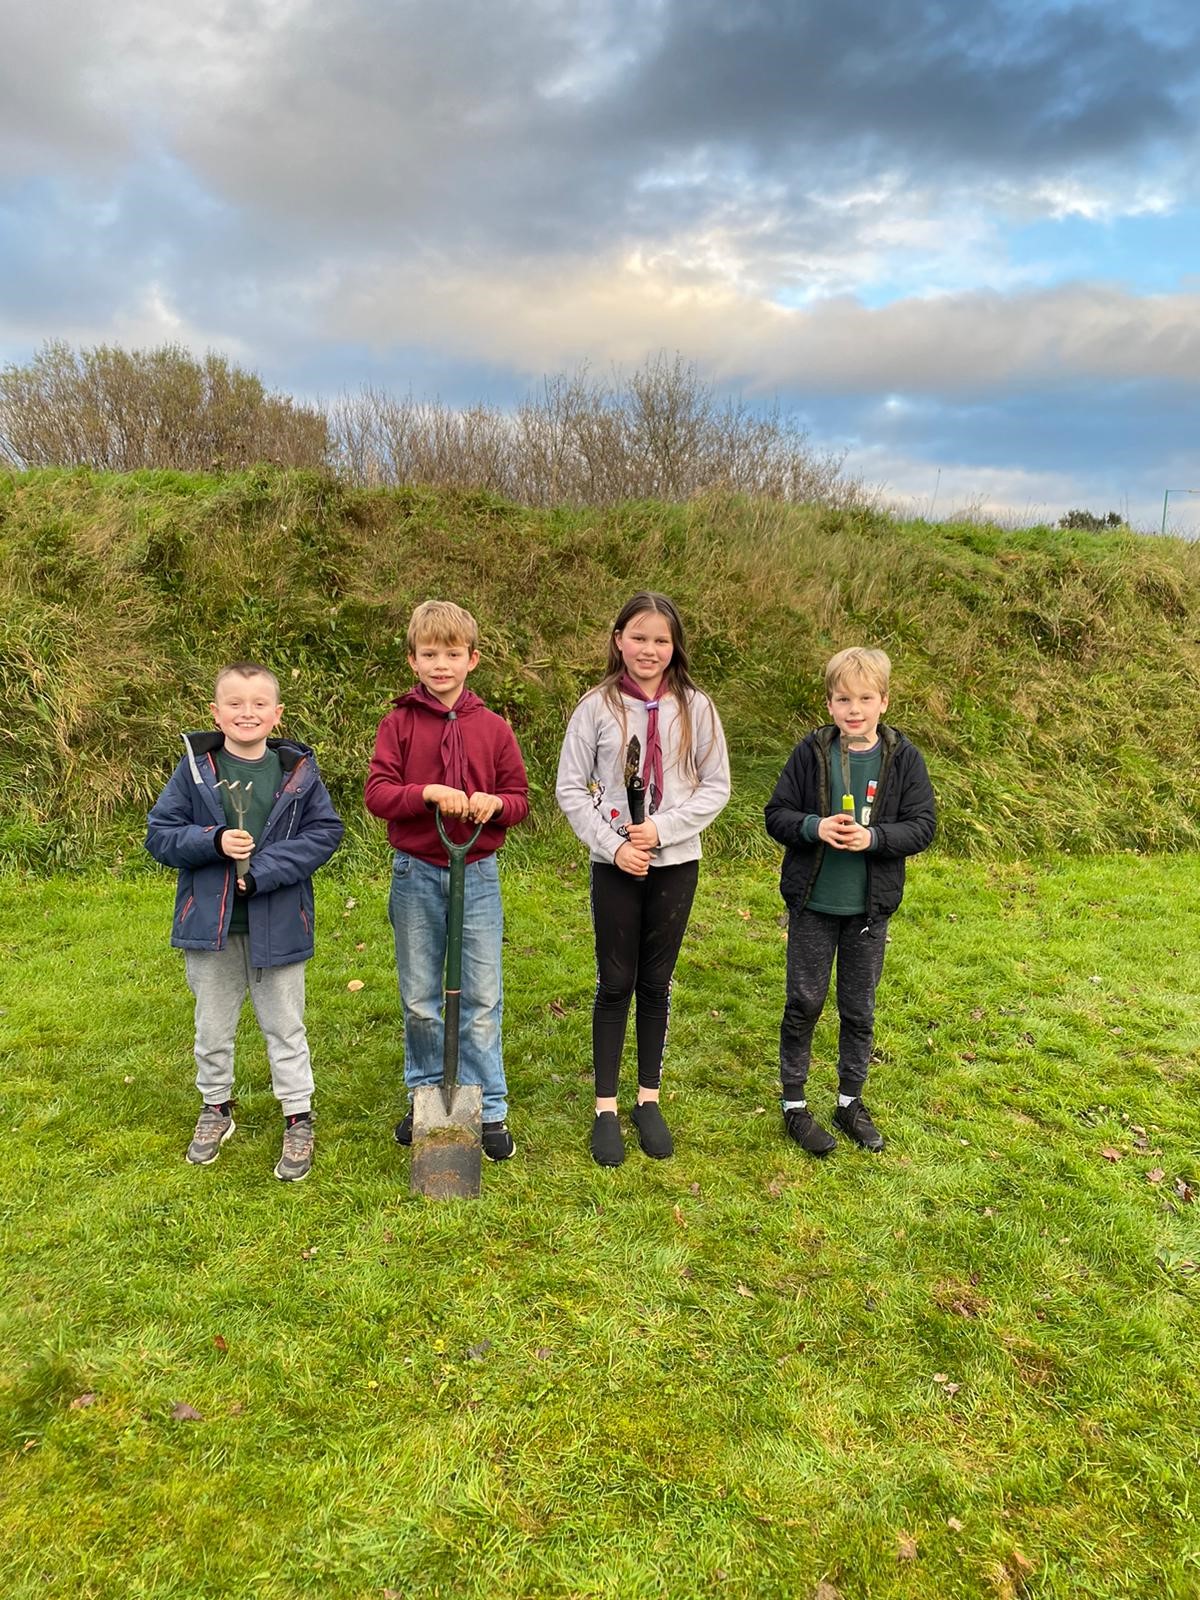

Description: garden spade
[410,810,485,1199]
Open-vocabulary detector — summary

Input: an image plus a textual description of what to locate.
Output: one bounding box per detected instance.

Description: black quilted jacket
[764,723,936,921]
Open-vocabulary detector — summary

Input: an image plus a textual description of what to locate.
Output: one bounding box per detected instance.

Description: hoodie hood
[392,686,487,719]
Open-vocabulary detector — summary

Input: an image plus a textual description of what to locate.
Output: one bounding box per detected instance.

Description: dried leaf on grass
[947,1515,965,1532]
[170,1401,203,1422]
[347,980,365,992]
[988,1548,1037,1597]
[549,998,566,1017]
[1100,1147,1123,1163]
[896,1532,918,1560]
[69,1392,98,1410]
[1146,1168,1165,1185]
[213,1334,228,1352]
[813,1584,843,1600]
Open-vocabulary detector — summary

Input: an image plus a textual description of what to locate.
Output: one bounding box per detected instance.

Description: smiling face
[827,673,889,749]
[615,609,675,696]
[408,635,480,708]
[210,671,283,759]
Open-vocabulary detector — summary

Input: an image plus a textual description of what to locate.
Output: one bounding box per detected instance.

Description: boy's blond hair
[407,600,479,654]
[825,647,891,698]
[214,661,281,701]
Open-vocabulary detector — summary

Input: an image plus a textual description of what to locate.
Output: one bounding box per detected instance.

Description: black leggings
[589,859,699,1098]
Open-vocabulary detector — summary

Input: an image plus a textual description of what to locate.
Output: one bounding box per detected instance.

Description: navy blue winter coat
[145,731,344,967]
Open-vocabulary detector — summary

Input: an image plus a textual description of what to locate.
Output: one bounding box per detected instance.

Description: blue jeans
[387,849,508,1121]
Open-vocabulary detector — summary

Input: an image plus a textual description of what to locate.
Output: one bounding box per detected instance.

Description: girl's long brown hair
[594,592,713,786]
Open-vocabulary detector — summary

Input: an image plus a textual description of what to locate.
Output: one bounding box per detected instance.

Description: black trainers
[833,1097,885,1151]
[591,1111,625,1167]
[186,1103,235,1164]
[394,1107,413,1146]
[482,1121,516,1161]
[630,1100,673,1159]
[783,1104,836,1156]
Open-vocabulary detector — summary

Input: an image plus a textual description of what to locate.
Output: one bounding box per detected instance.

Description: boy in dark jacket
[146,662,344,1181]
[765,648,935,1155]
[364,601,529,1162]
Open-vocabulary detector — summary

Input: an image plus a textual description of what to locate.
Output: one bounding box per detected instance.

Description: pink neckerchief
[619,673,664,813]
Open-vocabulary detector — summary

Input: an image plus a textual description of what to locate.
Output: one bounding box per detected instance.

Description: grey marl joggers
[184,936,314,1115]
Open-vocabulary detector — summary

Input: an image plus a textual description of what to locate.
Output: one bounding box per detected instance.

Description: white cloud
[317,249,1200,395]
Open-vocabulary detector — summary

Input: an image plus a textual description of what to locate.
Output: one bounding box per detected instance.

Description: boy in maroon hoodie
[365,601,530,1160]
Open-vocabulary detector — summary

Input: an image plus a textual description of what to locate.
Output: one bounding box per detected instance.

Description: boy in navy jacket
[146,662,343,1180]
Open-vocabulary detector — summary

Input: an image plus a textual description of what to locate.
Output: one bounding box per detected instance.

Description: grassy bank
[3,467,1200,869]
[2,856,1199,1599]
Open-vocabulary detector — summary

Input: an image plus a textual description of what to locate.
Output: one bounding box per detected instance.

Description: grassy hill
[3,466,1199,868]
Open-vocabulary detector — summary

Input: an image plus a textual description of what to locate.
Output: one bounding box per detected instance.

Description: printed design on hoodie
[589,780,631,841]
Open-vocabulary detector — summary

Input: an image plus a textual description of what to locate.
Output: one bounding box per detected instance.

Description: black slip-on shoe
[630,1100,674,1159]
[591,1111,625,1167]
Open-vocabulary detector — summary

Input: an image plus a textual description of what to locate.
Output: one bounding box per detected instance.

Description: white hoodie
[555,686,731,865]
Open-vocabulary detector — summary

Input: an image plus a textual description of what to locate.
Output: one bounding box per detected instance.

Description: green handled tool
[410,809,486,1200]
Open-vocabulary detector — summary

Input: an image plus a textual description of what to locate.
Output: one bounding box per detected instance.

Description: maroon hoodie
[364,687,529,865]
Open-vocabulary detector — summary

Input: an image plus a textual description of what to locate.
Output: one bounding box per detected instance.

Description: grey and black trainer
[394,1107,414,1146]
[274,1113,314,1182]
[833,1097,885,1152]
[783,1104,837,1156]
[186,1103,235,1165]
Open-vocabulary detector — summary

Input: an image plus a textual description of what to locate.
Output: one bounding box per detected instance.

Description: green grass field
[2,854,1198,1599]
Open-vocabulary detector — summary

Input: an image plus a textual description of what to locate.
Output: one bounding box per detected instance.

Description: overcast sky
[3,0,1198,529]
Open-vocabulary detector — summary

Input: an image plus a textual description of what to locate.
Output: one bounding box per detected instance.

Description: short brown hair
[407,600,479,654]
[214,661,281,701]
[824,647,891,698]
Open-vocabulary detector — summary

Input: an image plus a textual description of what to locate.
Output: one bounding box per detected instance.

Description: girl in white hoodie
[556,592,731,1166]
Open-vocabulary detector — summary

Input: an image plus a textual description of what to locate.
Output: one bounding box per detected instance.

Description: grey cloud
[25,0,1185,260]
[612,0,1198,172]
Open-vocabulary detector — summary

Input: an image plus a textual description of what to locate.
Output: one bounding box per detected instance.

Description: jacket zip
[862,737,894,930]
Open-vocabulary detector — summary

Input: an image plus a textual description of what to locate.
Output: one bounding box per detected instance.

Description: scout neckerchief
[396,683,475,791]
[619,673,664,813]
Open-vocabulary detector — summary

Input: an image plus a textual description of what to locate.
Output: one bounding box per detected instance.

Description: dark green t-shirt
[805,739,882,917]
[215,748,283,933]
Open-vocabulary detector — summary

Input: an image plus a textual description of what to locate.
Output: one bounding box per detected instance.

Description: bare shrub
[2,343,856,510]
[0,342,328,472]
[329,355,859,508]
